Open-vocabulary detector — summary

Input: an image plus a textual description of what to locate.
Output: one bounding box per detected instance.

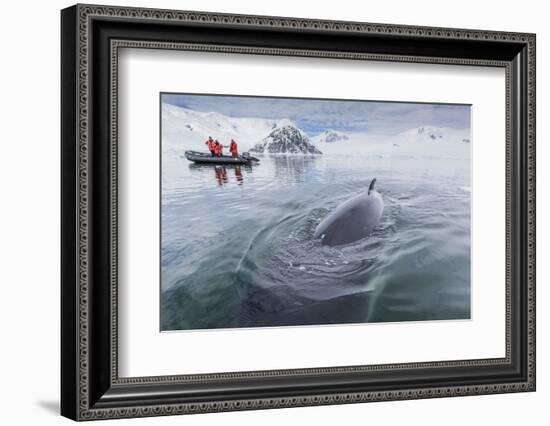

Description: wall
[0,0,546,424]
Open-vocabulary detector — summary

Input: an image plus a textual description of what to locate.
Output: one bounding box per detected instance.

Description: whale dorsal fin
[368,178,377,195]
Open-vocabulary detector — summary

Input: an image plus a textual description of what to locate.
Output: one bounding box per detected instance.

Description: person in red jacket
[214,140,223,157]
[229,139,239,159]
[204,136,215,156]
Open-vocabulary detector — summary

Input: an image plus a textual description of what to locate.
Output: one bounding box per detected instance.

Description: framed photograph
[61,4,536,421]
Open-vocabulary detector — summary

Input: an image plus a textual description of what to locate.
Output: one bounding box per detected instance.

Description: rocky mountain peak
[250,124,322,154]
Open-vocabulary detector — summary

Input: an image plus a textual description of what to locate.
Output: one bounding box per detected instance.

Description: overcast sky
[162,93,470,135]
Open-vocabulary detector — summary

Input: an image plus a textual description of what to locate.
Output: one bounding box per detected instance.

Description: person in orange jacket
[214,140,223,157]
[229,139,239,159]
[204,136,215,156]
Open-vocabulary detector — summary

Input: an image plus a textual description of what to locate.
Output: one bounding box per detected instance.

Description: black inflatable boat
[184,150,259,165]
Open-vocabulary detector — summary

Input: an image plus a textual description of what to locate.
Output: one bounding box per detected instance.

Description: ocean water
[160,153,471,331]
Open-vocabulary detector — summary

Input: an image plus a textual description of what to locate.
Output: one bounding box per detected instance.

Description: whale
[313,178,384,246]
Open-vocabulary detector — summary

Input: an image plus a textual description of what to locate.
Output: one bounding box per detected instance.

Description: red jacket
[214,143,223,155]
[230,142,238,154]
[205,139,215,150]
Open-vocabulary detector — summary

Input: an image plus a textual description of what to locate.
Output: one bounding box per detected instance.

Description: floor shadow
[36,400,59,415]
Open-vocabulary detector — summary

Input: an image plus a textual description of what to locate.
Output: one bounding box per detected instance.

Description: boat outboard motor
[242,152,259,162]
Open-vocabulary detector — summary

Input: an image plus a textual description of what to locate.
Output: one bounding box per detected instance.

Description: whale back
[314,183,383,246]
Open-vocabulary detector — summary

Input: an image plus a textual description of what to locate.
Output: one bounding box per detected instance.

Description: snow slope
[162,103,293,154]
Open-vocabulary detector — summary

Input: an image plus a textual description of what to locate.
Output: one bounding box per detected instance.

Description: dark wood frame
[61,3,536,421]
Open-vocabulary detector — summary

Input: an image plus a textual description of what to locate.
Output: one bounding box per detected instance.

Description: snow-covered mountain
[399,126,445,142]
[162,103,285,153]
[162,103,322,154]
[312,129,349,144]
[162,103,323,155]
[391,126,470,157]
[250,125,322,154]
[397,126,471,144]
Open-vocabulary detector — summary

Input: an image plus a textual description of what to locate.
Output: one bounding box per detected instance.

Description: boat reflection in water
[214,166,228,186]
[189,163,250,186]
[235,165,243,185]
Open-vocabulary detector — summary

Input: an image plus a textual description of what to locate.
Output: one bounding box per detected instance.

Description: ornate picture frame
[61,4,535,421]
